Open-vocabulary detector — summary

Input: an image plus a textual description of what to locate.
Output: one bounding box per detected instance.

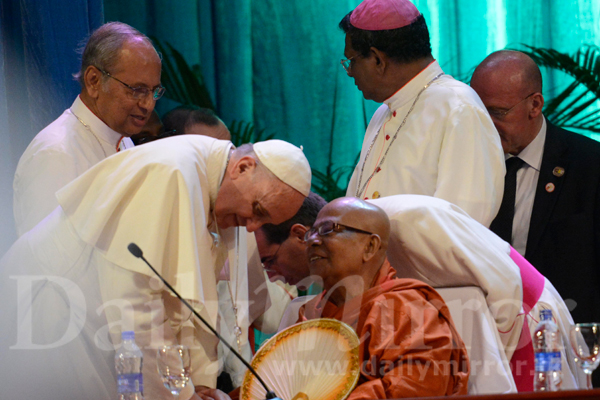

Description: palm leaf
[311,151,360,201]
[151,37,215,110]
[228,120,274,147]
[543,80,579,117]
[520,45,600,133]
[311,164,355,201]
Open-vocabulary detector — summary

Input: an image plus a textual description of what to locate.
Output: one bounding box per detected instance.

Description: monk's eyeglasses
[304,220,373,242]
[97,67,166,101]
[487,92,535,120]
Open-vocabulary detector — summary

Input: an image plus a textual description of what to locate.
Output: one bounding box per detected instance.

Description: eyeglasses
[262,241,284,272]
[487,93,535,119]
[97,67,166,100]
[304,220,373,242]
[340,55,358,73]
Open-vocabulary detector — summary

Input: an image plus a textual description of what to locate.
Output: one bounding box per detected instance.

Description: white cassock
[347,60,505,227]
[13,95,134,236]
[0,135,239,400]
[369,195,585,391]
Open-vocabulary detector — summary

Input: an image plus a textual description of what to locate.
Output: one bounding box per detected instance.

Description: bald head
[306,197,391,304]
[471,50,545,155]
[322,197,390,251]
[472,50,542,96]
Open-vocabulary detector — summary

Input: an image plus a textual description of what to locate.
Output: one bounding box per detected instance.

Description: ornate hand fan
[240,319,360,400]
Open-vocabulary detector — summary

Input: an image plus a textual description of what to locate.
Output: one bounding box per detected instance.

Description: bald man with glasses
[298,197,470,399]
[13,22,164,236]
[471,51,600,339]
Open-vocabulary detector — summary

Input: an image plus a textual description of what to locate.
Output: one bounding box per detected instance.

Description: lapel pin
[545,182,555,193]
[553,167,565,177]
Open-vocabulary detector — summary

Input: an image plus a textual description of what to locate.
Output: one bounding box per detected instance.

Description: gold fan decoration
[240,319,360,400]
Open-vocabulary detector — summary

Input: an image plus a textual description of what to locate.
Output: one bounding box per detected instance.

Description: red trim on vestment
[508,246,546,392]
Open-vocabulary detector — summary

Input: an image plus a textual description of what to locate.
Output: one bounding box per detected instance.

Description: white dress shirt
[13,95,133,236]
[511,118,546,255]
[346,61,505,227]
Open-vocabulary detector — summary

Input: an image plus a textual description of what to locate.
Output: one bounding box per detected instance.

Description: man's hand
[195,385,232,400]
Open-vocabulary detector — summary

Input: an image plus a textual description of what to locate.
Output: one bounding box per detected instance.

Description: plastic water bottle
[533,309,562,391]
[115,331,144,399]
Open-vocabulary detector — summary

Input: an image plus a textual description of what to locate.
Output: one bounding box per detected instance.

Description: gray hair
[234,143,277,180]
[73,22,155,87]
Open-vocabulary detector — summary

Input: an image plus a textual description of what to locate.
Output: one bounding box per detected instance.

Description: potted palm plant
[520,44,600,135]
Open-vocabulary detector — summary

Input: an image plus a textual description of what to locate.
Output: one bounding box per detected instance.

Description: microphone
[127,243,280,400]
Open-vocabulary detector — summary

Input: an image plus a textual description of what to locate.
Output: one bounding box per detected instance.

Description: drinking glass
[157,345,191,398]
[569,323,600,390]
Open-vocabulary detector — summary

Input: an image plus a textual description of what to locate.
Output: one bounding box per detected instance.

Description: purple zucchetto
[350,0,420,31]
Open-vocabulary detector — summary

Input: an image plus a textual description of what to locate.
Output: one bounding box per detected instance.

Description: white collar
[384,60,444,111]
[510,117,546,171]
[69,95,123,147]
[208,141,235,212]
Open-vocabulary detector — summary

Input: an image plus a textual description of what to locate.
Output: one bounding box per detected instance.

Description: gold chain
[226,227,242,352]
[70,108,108,158]
[355,72,444,198]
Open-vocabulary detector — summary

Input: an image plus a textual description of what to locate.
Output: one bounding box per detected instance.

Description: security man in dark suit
[472,51,600,387]
[470,50,600,328]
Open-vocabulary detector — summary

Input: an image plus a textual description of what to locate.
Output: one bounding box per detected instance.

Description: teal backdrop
[1,0,599,255]
[103,0,600,177]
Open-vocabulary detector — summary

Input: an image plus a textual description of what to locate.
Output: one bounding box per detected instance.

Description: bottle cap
[121,331,135,341]
[540,309,553,320]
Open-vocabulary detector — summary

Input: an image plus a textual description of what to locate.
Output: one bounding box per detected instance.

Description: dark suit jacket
[525,119,600,324]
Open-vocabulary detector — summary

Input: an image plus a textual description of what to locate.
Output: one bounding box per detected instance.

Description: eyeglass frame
[486,92,536,119]
[304,220,373,242]
[96,67,166,101]
[340,55,358,73]
[261,239,285,272]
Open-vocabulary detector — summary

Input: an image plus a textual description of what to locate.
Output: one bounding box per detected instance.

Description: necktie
[490,157,525,243]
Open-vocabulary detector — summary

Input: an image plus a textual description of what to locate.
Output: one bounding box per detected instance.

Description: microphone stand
[128,243,280,400]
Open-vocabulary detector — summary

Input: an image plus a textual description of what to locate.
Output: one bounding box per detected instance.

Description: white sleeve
[252,278,294,334]
[13,148,79,236]
[371,195,523,355]
[435,104,505,227]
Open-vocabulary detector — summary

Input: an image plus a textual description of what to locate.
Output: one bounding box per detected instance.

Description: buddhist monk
[299,197,469,399]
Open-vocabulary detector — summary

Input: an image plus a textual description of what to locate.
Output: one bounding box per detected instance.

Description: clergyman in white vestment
[0,135,311,400]
[370,195,584,390]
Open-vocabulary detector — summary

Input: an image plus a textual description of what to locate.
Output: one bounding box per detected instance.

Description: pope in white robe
[0,135,310,400]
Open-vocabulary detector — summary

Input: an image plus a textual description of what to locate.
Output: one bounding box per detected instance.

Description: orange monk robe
[299,260,469,399]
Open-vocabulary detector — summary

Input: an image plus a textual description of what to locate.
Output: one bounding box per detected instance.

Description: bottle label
[117,373,144,393]
[535,352,561,372]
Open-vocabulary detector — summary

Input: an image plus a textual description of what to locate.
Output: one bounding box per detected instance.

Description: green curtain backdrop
[2,0,597,257]
[104,0,600,177]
